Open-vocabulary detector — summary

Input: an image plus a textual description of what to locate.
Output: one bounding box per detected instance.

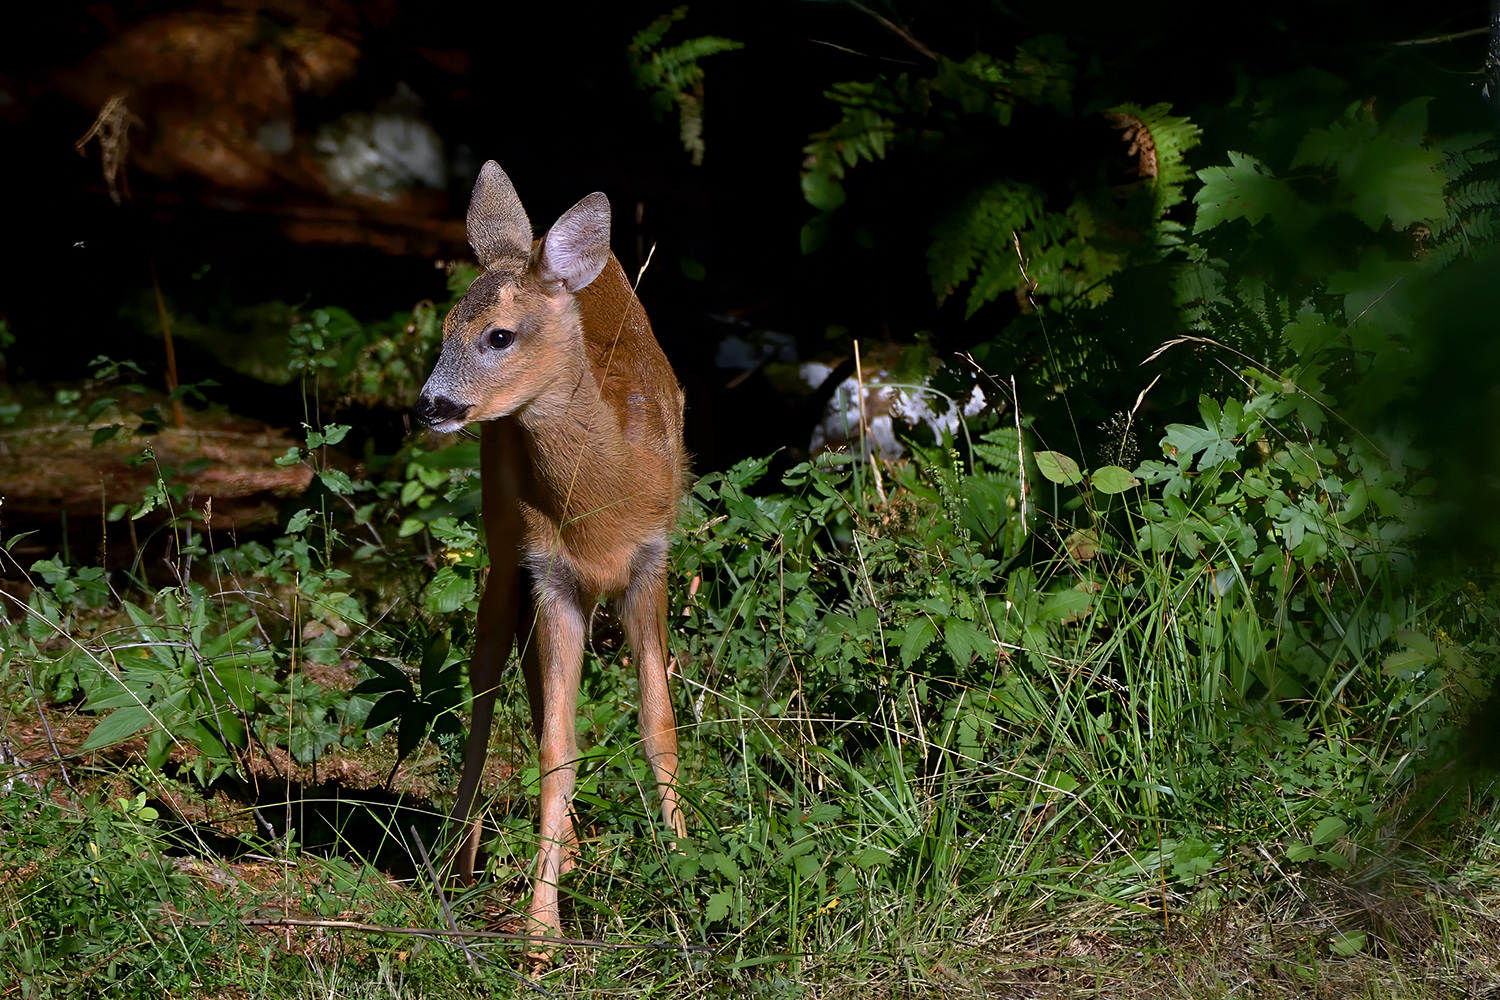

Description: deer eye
[486,328,515,350]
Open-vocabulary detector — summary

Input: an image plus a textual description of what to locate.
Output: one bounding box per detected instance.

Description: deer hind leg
[526,577,587,938]
[618,543,687,840]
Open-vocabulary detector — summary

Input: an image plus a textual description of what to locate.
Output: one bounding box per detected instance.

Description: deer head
[416,161,613,432]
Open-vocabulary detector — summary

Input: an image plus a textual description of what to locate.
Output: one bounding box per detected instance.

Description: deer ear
[540,192,611,291]
[467,161,533,268]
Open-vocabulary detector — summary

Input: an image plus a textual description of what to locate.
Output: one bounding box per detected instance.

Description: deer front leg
[447,417,525,884]
[447,563,518,884]
[618,546,687,840]
[527,581,586,939]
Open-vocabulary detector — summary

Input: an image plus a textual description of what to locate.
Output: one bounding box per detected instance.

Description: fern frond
[1105,103,1202,229]
[628,8,742,165]
[930,185,1130,317]
[801,79,908,213]
[1425,135,1500,265]
[929,181,1045,307]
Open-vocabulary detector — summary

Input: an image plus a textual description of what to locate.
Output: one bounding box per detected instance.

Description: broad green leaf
[705,890,733,922]
[290,718,340,764]
[1380,650,1430,675]
[200,617,258,660]
[1193,152,1296,233]
[81,704,156,750]
[1037,589,1093,624]
[355,657,413,695]
[708,852,741,880]
[1034,450,1083,486]
[898,615,939,668]
[424,566,475,614]
[1310,815,1347,846]
[1283,312,1343,357]
[1285,841,1317,863]
[942,617,995,665]
[1090,465,1139,494]
[363,691,411,732]
[319,470,356,495]
[320,423,352,447]
[802,803,842,824]
[1344,141,1444,230]
[1330,930,1366,957]
[200,665,263,713]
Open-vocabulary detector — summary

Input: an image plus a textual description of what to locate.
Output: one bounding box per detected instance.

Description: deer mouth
[414,394,473,433]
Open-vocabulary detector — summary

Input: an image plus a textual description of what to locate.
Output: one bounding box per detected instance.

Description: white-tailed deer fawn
[415,161,687,939]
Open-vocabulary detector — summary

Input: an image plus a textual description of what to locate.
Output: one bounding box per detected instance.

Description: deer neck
[515,346,628,527]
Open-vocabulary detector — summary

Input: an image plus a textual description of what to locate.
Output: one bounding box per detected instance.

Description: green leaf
[200,617,258,659]
[1090,465,1139,494]
[898,615,939,668]
[80,704,156,750]
[425,566,476,615]
[1285,841,1317,863]
[319,470,356,496]
[1293,99,1444,230]
[1380,650,1431,675]
[1193,152,1296,233]
[363,691,411,732]
[1034,450,1083,486]
[420,633,452,689]
[1037,589,1093,624]
[355,658,413,695]
[1310,816,1347,846]
[286,509,314,533]
[705,890,733,922]
[802,802,842,824]
[942,617,995,665]
[1283,312,1343,357]
[397,704,433,760]
[320,424,352,447]
[1345,142,1445,230]
[200,665,263,713]
[1330,930,1366,957]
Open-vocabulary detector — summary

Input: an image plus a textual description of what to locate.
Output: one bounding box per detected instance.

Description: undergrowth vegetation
[4,10,1500,999]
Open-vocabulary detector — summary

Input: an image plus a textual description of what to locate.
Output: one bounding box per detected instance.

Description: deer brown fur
[415,161,687,939]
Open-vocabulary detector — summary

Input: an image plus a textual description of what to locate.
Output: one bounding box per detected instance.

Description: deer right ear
[467,161,533,268]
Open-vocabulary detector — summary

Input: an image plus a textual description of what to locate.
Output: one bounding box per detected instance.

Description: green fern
[800,38,1076,257]
[628,7,743,165]
[927,101,1199,319]
[927,181,1045,315]
[800,78,908,213]
[1424,133,1500,264]
[1103,102,1203,241]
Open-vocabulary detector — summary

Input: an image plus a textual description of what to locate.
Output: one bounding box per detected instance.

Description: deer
[414,161,688,941]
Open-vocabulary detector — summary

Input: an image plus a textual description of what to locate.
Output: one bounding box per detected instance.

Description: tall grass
[3,388,1498,995]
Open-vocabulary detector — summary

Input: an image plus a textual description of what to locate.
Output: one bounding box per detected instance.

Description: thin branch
[411,824,482,975]
[1392,26,1487,45]
[846,1,938,61]
[172,915,716,952]
[806,38,919,65]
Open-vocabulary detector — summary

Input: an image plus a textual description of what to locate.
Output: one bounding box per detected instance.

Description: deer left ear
[540,192,611,291]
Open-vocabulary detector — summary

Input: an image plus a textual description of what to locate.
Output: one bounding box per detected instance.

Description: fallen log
[0,386,311,531]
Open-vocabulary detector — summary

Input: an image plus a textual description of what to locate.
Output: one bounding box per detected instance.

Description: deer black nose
[415,394,472,427]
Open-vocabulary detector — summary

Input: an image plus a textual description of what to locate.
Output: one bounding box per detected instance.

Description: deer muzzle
[414,393,472,432]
